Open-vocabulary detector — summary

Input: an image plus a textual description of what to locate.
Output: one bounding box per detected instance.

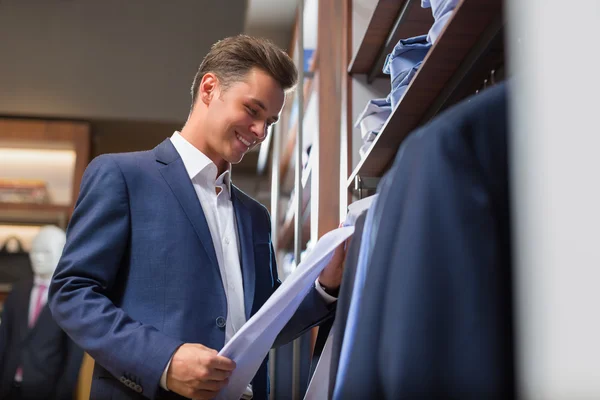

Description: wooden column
[316,0,345,237]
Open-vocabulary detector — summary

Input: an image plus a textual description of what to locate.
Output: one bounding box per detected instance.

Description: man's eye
[246,106,257,116]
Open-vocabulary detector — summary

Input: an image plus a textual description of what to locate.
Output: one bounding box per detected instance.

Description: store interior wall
[0,0,295,203]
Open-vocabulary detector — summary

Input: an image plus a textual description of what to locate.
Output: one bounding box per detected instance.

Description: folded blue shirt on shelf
[354,98,392,158]
[383,35,431,108]
[422,0,460,44]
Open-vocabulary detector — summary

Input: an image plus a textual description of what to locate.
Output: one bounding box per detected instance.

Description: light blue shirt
[383,35,431,108]
[422,0,460,44]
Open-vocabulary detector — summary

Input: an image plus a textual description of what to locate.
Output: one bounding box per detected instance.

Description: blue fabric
[333,83,514,399]
[386,62,422,109]
[48,139,333,400]
[422,0,460,44]
[383,35,431,108]
[333,198,378,399]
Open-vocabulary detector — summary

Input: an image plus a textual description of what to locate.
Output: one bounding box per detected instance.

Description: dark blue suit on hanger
[49,139,333,400]
[334,83,514,399]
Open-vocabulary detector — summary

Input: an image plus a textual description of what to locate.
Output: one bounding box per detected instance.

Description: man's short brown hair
[191,35,298,106]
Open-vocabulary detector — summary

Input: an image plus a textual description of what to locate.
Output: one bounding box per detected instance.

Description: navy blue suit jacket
[49,139,332,400]
[334,83,514,399]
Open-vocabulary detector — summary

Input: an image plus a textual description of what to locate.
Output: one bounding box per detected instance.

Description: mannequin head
[29,225,66,279]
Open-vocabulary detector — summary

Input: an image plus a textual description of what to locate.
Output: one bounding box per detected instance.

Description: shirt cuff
[160,355,174,391]
[315,278,338,304]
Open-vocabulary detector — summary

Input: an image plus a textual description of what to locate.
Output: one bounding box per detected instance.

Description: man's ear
[200,73,219,105]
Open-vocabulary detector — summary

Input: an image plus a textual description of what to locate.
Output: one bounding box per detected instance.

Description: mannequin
[0,225,83,400]
[29,225,66,280]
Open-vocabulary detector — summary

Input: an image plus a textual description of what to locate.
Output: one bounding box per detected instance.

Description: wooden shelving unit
[0,202,72,228]
[348,0,433,78]
[347,0,503,189]
[0,118,90,297]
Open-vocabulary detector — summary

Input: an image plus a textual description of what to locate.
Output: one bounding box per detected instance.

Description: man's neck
[179,124,229,176]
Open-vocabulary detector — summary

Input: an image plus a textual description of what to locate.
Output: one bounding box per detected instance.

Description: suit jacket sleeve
[48,155,183,400]
[261,208,335,348]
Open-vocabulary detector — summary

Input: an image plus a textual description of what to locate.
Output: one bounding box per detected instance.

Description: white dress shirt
[161,132,246,390]
[161,132,335,393]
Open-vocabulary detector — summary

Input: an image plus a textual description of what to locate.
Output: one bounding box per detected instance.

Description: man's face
[203,67,286,165]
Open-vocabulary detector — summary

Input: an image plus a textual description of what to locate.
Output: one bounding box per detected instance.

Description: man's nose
[250,121,267,141]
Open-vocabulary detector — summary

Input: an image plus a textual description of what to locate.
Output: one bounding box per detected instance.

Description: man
[49,35,344,400]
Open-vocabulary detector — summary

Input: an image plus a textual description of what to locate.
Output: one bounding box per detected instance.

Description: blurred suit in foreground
[333,82,514,399]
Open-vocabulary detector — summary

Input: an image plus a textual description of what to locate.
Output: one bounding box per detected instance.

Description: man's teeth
[236,133,252,147]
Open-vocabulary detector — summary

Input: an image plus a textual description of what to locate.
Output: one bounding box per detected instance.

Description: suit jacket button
[135,384,143,393]
[119,376,127,383]
[216,316,226,328]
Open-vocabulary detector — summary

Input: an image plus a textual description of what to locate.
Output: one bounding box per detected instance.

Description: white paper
[303,326,335,400]
[217,226,355,400]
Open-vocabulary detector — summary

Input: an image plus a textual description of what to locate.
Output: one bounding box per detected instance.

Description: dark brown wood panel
[341,0,354,210]
[348,0,433,75]
[0,202,72,228]
[0,118,89,144]
[348,0,503,186]
[0,202,71,213]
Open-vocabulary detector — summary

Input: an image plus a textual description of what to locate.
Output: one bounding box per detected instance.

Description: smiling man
[49,35,345,400]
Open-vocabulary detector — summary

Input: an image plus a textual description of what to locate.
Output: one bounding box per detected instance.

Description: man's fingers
[208,355,236,371]
[194,377,229,392]
[201,367,231,382]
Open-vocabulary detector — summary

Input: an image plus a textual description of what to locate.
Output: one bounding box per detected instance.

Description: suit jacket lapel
[17,280,33,343]
[155,139,220,271]
[24,304,50,341]
[231,188,256,320]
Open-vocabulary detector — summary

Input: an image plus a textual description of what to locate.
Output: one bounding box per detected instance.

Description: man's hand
[318,235,351,295]
[166,343,236,400]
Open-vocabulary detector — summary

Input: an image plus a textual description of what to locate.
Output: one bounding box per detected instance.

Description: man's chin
[227,153,245,165]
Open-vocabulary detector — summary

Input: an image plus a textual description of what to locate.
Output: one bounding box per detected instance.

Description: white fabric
[344,195,379,227]
[217,226,355,400]
[304,327,335,400]
[359,140,375,159]
[161,132,245,391]
[354,99,392,143]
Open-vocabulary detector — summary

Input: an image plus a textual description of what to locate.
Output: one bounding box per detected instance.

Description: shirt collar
[170,131,232,196]
[34,275,51,287]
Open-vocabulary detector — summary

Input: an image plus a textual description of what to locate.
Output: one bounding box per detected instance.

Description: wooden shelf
[0,202,72,227]
[348,0,433,77]
[348,0,503,188]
